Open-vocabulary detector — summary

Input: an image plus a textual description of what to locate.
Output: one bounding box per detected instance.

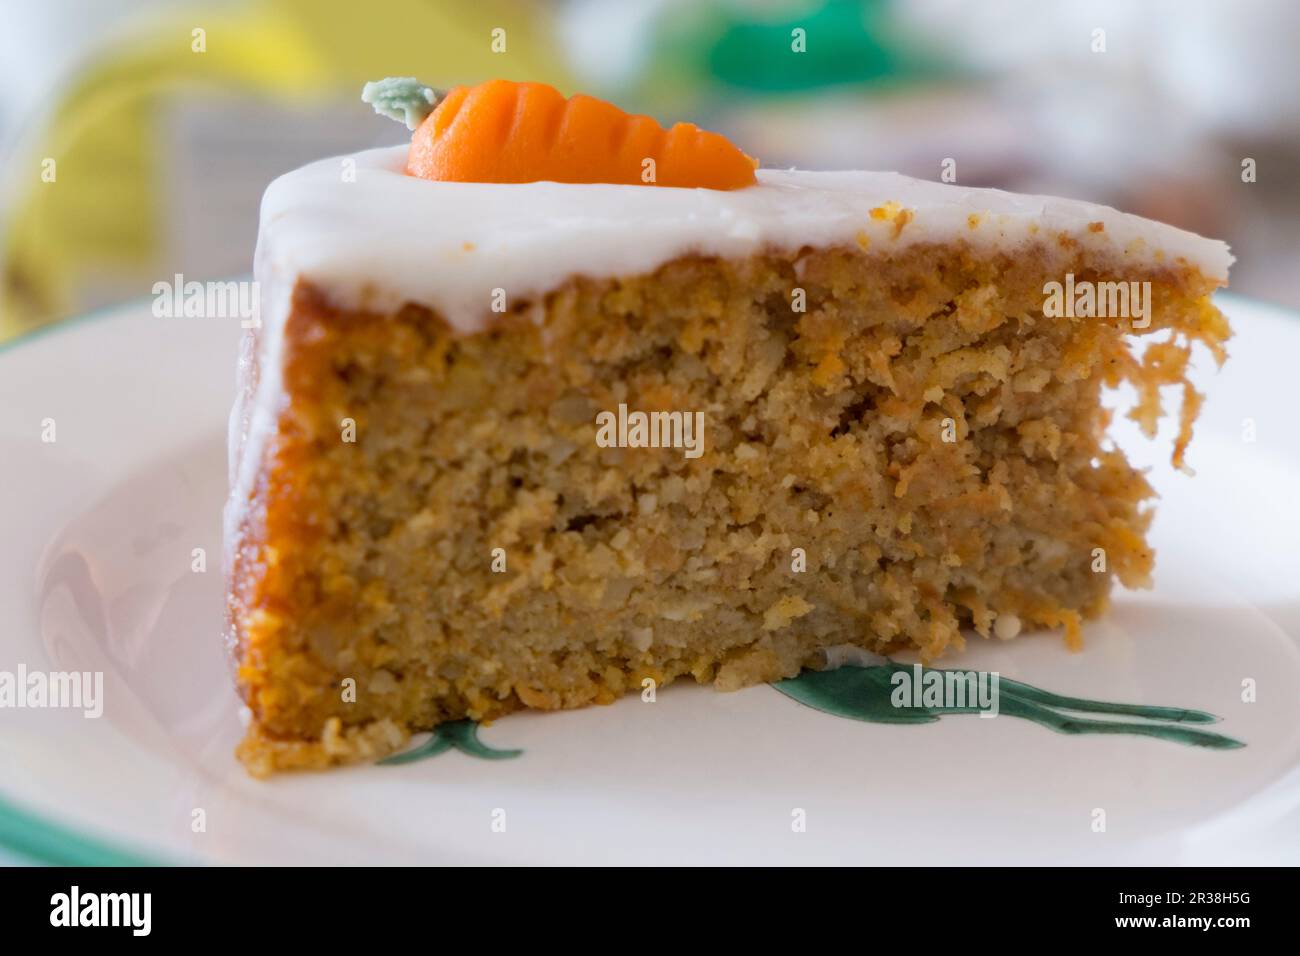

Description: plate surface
[1,294,1298,865]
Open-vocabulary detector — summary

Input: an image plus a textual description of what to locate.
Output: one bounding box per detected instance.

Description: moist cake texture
[227,147,1230,775]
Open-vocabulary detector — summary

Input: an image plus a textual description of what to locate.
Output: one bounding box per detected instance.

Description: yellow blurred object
[1,0,574,340]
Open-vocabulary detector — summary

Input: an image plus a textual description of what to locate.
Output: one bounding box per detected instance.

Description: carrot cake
[225,79,1232,775]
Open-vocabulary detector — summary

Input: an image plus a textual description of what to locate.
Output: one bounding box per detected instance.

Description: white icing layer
[256,145,1231,332]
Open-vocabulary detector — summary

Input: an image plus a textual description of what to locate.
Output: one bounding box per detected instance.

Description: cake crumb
[868,201,914,238]
[763,595,814,631]
[993,613,1022,640]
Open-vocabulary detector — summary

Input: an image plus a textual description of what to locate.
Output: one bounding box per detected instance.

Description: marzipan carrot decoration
[363,77,758,190]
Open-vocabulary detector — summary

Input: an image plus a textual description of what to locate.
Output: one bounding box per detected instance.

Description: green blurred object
[642,0,940,101]
[708,0,901,91]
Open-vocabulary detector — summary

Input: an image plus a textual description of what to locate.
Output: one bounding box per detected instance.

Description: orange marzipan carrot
[406,79,758,190]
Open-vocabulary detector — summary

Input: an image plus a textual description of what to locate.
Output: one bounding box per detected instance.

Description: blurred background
[1,0,1297,341]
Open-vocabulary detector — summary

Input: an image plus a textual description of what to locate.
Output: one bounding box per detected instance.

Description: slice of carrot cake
[225,79,1231,774]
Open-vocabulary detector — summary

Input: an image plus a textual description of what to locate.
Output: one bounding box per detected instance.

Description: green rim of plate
[0,794,168,866]
[1,297,180,866]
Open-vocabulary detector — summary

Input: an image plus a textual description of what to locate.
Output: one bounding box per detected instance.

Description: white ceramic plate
[1,293,1298,865]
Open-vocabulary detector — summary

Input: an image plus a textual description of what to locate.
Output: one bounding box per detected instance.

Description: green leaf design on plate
[378,719,523,766]
[773,662,1244,750]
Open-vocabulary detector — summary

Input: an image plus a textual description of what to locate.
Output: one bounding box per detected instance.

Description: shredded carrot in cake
[1108,295,1230,471]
